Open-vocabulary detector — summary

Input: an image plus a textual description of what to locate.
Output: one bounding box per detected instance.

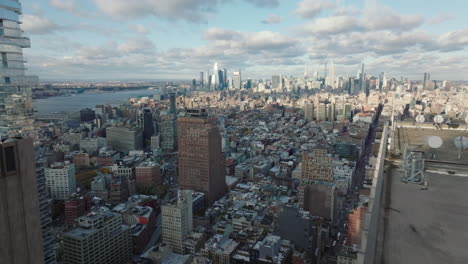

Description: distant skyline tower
[178,109,226,205]
[213,62,219,89]
[233,70,241,90]
[423,72,431,90]
[0,0,39,137]
[360,63,365,94]
[0,137,45,264]
[327,61,336,88]
[200,72,204,89]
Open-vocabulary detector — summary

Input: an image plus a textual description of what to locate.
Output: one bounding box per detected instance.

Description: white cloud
[262,15,282,24]
[296,0,334,19]
[50,0,76,13]
[22,14,61,34]
[302,15,361,34]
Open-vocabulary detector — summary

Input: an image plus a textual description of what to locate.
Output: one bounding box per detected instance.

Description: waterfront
[33,89,155,115]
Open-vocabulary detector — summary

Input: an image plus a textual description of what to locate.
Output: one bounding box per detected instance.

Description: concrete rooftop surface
[382,168,468,264]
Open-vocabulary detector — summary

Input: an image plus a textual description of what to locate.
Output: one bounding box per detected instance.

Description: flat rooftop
[382,168,468,264]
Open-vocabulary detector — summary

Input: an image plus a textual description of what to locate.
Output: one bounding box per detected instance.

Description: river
[33,89,156,115]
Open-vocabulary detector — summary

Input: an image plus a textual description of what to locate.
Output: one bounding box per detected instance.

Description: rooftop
[381,168,468,263]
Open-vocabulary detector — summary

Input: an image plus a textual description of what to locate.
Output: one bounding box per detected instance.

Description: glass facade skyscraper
[0,0,38,137]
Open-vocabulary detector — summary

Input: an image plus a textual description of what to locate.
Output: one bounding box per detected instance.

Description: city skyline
[20,0,468,81]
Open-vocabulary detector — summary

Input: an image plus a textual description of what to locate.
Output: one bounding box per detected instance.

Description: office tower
[36,148,56,264]
[200,72,204,89]
[272,75,281,90]
[298,149,336,220]
[327,103,336,121]
[106,126,143,152]
[135,161,161,188]
[304,103,314,122]
[161,113,177,152]
[301,149,334,182]
[327,61,336,88]
[79,108,95,123]
[213,62,219,89]
[233,70,241,90]
[360,63,365,93]
[169,92,176,115]
[218,69,224,90]
[423,72,432,91]
[64,194,92,225]
[45,161,76,200]
[316,103,327,121]
[140,109,154,148]
[223,68,227,87]
[0,1,38,137]
[0,137,45,264]
[162,190,193,254]
[178,109,226,205]
[63,209,132,264]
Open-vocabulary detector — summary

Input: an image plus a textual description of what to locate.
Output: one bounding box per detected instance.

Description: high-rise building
[326,61,336,88]
[200,72,204,89]
[233,70,241,90]
[161,113,177,152]
[304,103,314,122]
[178,109,226,205]
[423,72,433,91]
[106,126,143,152]
[80,108,95,123]
[35,148,56,264]
[300,149,334,182]
[316,103,327,121]
[298,149,336,221]
[63,209,132,264]
[162,190,193,254]
[138,109,154,148]
[135,161,161,188]
[0,1,38,137]
[272,75,281,90]
[45,161,76,200]
[359,63,365,93]
[64,194,92,225]
[169,93,176,115]
[0,137,45,264]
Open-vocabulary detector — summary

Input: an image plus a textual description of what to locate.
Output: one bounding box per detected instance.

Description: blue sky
[20,0,468,80]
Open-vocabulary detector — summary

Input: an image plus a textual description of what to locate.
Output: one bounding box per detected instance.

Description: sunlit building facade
[0,0,38,137]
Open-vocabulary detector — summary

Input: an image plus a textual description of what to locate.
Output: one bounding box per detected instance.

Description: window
[4,146,16,172]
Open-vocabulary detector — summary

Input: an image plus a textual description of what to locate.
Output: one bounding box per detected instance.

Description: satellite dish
[416,115,425,123]
[433,115,444,124]
[454,136,468,150]
[427,136,443,149]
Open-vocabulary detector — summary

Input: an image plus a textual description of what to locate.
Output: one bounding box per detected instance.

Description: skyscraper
[272,75,281,90]
[423,72,432,91]
[304,103,314,122]
[0,137,45,264]
[178,109,226,205]
[233,70,241,90]
[327,61,336,88]
[359,63,365,94]
[63,209,132,264]
[200,72,204,89]
[0,0,38,137]
[161,190,193,254]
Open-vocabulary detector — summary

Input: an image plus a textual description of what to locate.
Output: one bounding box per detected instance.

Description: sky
[19,0,468,81]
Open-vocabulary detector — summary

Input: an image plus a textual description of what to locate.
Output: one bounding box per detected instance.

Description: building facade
[0,0,38,137]
[0,137,45,264]
[106,126,143,152]
[178,109,226,205]
[162,190,193,254]
[63,210,132,264]
[45,161,76,200]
